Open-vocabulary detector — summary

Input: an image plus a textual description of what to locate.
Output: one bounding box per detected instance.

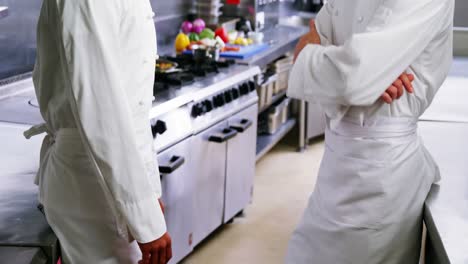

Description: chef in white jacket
[24,0,172,263]
[286,0,454,263]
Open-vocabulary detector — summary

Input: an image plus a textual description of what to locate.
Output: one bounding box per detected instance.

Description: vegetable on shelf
[175,33,190,53]
[192,18,206,34]
[199,28,215,40]
[215,27,229,43]
[222,46,241,52]
[189,33,200,42]
[181,21,193,34]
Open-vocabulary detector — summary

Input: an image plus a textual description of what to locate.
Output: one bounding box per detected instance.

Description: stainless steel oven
[158,136,194,264]
[151,104,194,264]
[192,120,236,246]
[224,104,258,223]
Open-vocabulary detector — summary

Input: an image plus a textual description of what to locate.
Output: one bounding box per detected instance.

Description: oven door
[158,137,194,264]
[224,103,258,223]
[192,120,238,246]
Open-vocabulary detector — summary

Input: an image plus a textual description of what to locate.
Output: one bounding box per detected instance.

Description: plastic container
[267,106,283,134]
[262,75,276,108]
[280,98,291,123]
[274,56,293,93]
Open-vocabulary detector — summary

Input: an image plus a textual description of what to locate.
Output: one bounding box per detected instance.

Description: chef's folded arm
[314,1,333,46]
[288,0,451,106]
[55,0,166,243]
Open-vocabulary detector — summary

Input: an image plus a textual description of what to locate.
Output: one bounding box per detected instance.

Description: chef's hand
[381,73,415,104]
[138,233,172,264]
[294,20,321,62]
[138,199,172,264]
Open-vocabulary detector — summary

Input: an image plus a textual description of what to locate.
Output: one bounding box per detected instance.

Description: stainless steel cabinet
[158,137,195,264]
[192,121,233,246]
[224,104,258,223]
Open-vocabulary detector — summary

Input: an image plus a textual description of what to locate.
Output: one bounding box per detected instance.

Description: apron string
[24,123,52,139]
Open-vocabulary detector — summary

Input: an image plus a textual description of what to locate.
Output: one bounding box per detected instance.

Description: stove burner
[153,55,236,96]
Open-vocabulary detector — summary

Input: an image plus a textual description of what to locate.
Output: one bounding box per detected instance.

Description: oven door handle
[230,119,253,133]
[208,128,238,143]
[159,156,185,174]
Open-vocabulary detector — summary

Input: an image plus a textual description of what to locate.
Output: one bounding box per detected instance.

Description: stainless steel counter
[420,122,468,264]
[237,25,309,68]
[419,57,468,264]
[0,247,47,264]
[0,122,58,263]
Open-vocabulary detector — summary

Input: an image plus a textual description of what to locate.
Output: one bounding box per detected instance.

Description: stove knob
[239,83,249,95]
[203,100,213,112]
[224,90,233,103]
[248,81,257,92]
[191,103,204,118]
[231,88,240,99]
[151,120,167,138]
[213,95,225,107]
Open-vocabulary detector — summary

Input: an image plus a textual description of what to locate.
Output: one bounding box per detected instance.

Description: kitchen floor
[181,134,325,264]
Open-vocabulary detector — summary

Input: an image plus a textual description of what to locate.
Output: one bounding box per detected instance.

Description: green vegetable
[199,28,215,40]
[189,33,200,42]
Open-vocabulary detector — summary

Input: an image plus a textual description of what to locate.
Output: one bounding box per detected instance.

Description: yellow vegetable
[240,38,249,46]
[234,37,249,46]
[247,38,253,45]
[175,33,190,52]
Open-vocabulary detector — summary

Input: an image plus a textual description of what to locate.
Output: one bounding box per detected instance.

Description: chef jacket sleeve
[315,2,334,46]
[55,0,166,243]
[288,0,453,106]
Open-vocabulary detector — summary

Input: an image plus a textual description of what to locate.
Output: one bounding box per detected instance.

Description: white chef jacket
[288,0,454,127]
[33,0,165,244]
[286,0,454,263]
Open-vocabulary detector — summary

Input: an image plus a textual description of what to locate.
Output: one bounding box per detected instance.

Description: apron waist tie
[330,117,418,139]
[23,124,79,197]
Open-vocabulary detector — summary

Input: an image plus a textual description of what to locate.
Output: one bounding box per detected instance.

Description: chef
[24,0,172,263]
[286,0,454,263]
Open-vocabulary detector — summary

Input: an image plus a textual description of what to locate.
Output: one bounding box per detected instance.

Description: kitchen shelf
[259,90,287,114]
[256,117,297,162]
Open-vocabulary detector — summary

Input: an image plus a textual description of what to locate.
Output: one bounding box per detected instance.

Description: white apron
[26,0,166,262]
[286,118,439,263]
[286,0,454,263]
[25,124,141,264]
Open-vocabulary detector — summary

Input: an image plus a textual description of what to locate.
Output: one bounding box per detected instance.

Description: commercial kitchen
[0,0,467,263]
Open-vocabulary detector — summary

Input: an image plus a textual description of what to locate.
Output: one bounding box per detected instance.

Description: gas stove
[154,54,236,95]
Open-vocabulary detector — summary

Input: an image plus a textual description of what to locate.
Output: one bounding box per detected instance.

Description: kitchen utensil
[248,32,264,44]
[156,59,180,73]
[194,48,210,64]
[209,47,221,61]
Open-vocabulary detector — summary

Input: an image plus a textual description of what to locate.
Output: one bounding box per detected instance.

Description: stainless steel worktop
[420,57,468,264]
[420,122,468,264]
[0,122,58,263]
[238,25,309,68]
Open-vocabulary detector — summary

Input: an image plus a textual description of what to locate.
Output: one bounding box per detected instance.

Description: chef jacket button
[357,16,364,23]
[139,101,144,106]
